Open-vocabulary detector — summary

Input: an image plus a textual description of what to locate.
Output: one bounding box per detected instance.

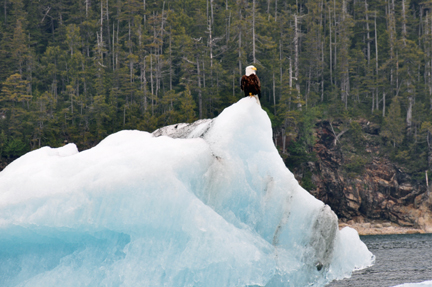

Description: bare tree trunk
[321,40,324,102]
[289,57,293,89]
[306,68,311,108]
[203,61,206,88]
[328,7,333,86]
[210,0,214,25]
[129,57,134,84]
[289,57,293,110]
[375,12,379,111]
[226,11,231,45]
[428,131,432,170]
[140,60,145,111]
[169,27,172,90]
[70,87,74,114]
[340,0,349,109]
[160,2,165,55]
[375,89,379,110]
[253,0,256,63]
[396,51,399,95]
[4,0,7,25]
[86,0,90,18]
[375,11,378,70]
[197,57,202,119]
[402,0,407,45]
[232,70,235,98]
[100,0,103,58]
[407,96,413,135]
[123,104,126,126]
[238,30,242,74]
[401,0,413,135]
[382,92,386,117]
[28,55,33,97]
[150,53,154,96]
[156,52,161,97]
[143,56,147,111]
[365,0,370,66]
[389,0,395,89]
[208,16,213,68]
[282,127,286,153]
[128,20,132,54]
[294,14,301,110]
[429,11,432,105]
[273,72,276,115]
[279,39,283,101]
[317,0,324,101]
[425,11,432,108]
[106,0,111,59]
[333,0,337,73]
[77,81,82,115]
[267,0,270,17]
[112,22,115,71]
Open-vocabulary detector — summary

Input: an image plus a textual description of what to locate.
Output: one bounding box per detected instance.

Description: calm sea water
[328,233,432,287]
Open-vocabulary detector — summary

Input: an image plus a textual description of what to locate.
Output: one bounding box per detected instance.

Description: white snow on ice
[394,281,432,287]
[0,97,374,286]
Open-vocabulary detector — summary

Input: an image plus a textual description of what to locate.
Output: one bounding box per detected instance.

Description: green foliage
[381,97,404,148]
[261,106,276,127]
[3,137,28,158]
[285,140,317,170]
[0,0,430,177]
[344,155,368,175]
[178,86,197,123]
[0,131,6,156]
[298,107,321,147]
[300,170,316,191]
[349,121,364,148]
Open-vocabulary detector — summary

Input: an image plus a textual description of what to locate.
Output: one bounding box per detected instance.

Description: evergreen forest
[1,0,432,179]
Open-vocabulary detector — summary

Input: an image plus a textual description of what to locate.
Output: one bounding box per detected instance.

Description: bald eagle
[241,65,261,100]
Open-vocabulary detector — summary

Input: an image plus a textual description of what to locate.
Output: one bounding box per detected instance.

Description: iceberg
[0,97,374,286]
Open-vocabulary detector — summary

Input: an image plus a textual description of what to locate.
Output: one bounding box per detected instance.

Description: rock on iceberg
[0,97,374,286]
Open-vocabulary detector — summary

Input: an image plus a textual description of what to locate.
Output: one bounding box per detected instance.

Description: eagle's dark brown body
[241,74,261,99]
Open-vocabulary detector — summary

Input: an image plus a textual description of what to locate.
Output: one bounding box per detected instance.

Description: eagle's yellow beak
[252,67,257,71]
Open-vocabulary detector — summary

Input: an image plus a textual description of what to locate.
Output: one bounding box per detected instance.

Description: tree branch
[329,122,349,146]
[41,6,51,23]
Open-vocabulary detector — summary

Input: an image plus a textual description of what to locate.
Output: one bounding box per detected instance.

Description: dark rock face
[358,119,380,135]
[290,120,431,228]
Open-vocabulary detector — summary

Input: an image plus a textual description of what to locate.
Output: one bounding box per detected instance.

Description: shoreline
[338,220,427,236]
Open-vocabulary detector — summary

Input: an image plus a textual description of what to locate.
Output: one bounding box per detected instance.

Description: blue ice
[0,97,374,286]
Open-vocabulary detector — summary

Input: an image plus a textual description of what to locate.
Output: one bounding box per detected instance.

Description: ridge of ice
[0,97,374,286]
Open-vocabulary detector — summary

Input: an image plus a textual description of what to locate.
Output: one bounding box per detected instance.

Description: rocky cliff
[288,120,432,234]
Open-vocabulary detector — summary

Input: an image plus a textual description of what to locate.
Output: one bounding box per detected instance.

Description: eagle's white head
[245,65,257,76]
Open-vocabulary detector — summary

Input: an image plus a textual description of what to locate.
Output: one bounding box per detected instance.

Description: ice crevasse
[0,97,374,286]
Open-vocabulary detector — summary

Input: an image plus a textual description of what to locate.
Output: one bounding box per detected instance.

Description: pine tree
[381,96,404,147]
[0,73,32,156]
[178,85,197,123]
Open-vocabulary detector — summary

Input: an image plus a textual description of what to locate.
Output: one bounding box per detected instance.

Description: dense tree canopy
[1,0,432,177]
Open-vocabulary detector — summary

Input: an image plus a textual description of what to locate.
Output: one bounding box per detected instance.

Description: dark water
[328,233,432,287]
